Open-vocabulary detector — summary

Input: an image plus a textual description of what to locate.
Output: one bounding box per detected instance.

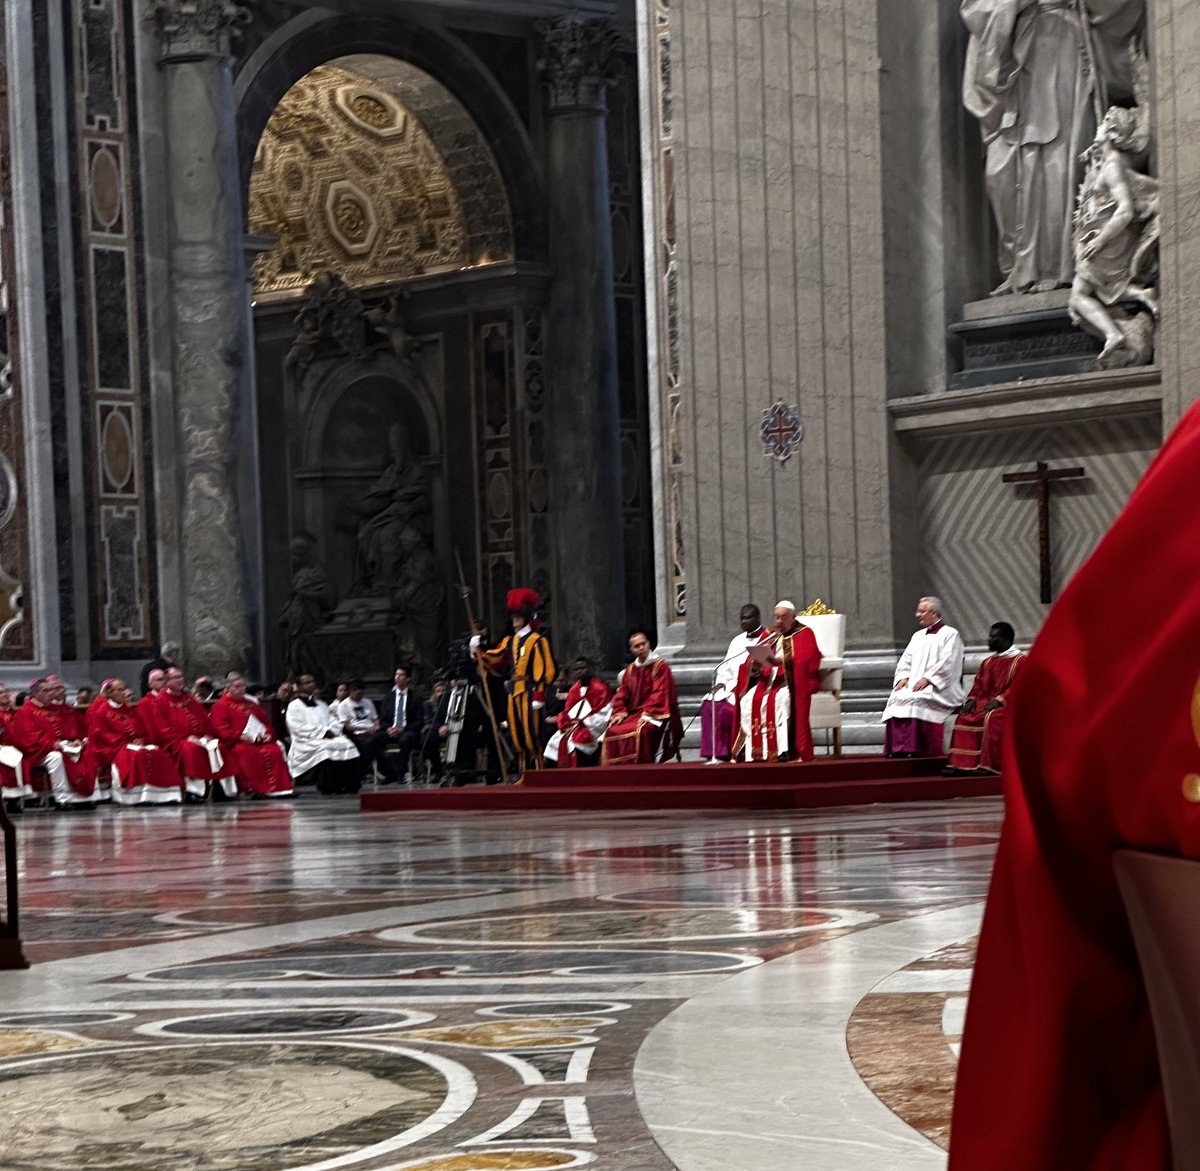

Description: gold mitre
[799,598,837,615]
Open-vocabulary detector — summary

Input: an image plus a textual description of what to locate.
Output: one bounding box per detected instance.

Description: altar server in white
[286,674,365,794]
[882,596,964,756]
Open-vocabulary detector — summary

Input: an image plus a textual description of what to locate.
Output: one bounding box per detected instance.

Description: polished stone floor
[0,795,1001,1170]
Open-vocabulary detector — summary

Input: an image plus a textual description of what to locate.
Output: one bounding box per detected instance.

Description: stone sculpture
[353,424,434,595]
[961,0,1144,295]
[281,533,338,678]
[1068,51,1158,368]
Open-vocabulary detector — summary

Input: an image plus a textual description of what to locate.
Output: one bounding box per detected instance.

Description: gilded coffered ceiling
[249,59,513,299]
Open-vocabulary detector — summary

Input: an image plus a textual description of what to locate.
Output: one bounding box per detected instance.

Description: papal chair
[799,602,846,756]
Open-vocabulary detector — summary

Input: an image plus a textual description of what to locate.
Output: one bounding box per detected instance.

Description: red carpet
[360,755,1002,813]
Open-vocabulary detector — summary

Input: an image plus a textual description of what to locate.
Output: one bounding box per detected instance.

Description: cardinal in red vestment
[0,684,31,802]
[86,678,183,805]
[210,673,293,797]
[601,632,683,766]
[155,667,237,799]
[736,601,822,762]
[943,621,1024,776]
[547,658,613,769]
[949,400,1200,1170]
[15,678,98,805]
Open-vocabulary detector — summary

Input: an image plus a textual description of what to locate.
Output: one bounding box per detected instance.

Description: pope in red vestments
[210,674,293,797]
[86,679,183,805]
[601,633,683,766]
[156,667,237,799]
[736,602,822,762]
[547,661,613,769]
[943,621,1024,776]
[949,400,1200,1169]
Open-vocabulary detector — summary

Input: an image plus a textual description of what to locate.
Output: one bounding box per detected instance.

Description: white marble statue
[1068,53,1158,368]
[961,0,1144,295]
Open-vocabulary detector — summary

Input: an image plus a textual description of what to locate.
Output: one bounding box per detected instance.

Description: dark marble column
[538,17,626,668]
[149,1,254,675]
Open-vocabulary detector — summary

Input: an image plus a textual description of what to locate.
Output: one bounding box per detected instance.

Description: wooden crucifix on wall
[1001,461,1086,604]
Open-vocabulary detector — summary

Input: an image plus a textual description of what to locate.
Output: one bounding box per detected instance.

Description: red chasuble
[210,695,292,796]
[156,691,227,784]
[85,700,183,799]
[555,677,613,769]
[736,623,822,761]
[945,652,1024,773]
[14,700,98,799]
[601,657,683,766]
[0,708,28,795]
[949,401,1200,1170]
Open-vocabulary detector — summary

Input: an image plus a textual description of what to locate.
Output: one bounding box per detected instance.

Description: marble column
[538,17,627,668]
[149,0,254,674]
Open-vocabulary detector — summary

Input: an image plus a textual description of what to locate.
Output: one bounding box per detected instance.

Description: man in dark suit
[378,664,430,785]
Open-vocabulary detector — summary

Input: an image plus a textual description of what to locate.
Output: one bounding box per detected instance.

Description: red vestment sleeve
[949,401,1200,1170]
[789,626,821,698]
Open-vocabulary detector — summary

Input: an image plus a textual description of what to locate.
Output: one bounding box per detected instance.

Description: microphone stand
[678,646,759,764]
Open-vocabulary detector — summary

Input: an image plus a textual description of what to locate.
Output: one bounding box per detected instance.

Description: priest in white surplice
[882,596,964,756]
[286,674,365,794]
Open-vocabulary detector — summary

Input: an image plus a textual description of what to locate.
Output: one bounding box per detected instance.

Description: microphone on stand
[679,645,763,763]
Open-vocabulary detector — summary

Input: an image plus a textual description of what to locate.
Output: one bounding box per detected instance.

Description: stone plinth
[948,292,1101,389]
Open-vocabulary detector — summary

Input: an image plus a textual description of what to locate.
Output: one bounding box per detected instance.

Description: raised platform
[359,755,1002,814]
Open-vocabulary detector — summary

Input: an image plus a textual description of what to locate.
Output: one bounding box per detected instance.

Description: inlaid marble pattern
[0,797,1001,1168]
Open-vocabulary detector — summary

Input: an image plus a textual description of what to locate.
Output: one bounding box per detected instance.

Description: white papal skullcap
[775,599,796,612]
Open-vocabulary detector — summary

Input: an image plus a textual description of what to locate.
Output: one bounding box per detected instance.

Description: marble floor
[0,794,1001,1170]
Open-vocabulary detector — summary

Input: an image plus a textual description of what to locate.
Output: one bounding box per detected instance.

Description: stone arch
[235,11,545,265]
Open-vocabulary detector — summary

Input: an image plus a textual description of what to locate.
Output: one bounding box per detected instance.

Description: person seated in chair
[287,674,364,795]
[378,664,431,785]
[210,673,292,798]
[87,678,184,806]
[336,679,392,783]
[601,633,683,766]
[882,596,964,757]
[546,658,613,769]
[943,622,1025,777]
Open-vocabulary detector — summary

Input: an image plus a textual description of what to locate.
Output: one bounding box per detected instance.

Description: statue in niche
[353,423,434,595]
[283,304,322,388]
[1068,51,1158,368]
[281,532,338,678]
[390,525,447,676]
[961,0,1144,295]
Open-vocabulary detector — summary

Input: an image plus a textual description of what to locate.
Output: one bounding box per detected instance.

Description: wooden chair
[1113,848,1200,1169]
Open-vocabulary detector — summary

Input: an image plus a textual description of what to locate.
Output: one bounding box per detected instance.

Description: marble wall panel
[913,414,1161,643]
[0,13,35,660]
[660,0,891,649]
[69,0,154,656]
[1154,0,1200,426]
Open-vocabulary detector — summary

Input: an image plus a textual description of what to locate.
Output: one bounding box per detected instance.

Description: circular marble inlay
[0,1041,472,1171]
[0,1012,129,1028]
[134,947,758,984]
[89,145,122,230]
[381,906,877,946]
[142,1008,430,1038]
[477,1002,629,1019]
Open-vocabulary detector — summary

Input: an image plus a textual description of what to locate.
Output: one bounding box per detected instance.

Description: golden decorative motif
[348,93,392,129]
[1183,774,1200,804]
[0,1029,90,1058]
[400,1017,605,1050]
[248,63,512,299]
[800,598,838,616]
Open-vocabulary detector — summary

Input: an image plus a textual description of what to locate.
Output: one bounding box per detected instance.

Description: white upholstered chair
[801,611,846,756]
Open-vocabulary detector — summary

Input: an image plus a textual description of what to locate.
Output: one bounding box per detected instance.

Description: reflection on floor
[0,795,1001,1170]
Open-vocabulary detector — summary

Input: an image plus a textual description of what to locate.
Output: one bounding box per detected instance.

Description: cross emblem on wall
[760,400,804,465]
